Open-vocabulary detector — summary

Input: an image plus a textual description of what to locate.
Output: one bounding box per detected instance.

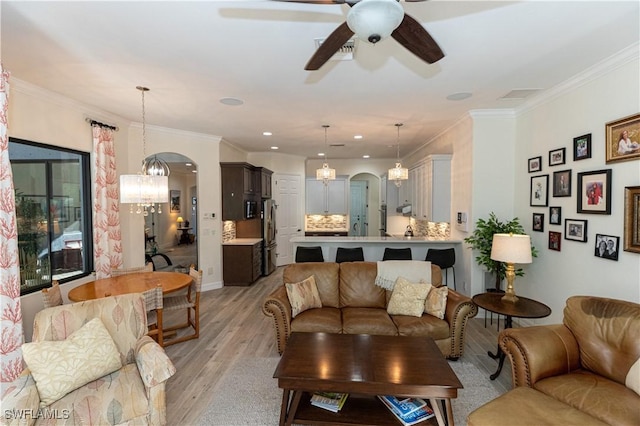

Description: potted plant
[464,212,538,291]
[15,192,48,288]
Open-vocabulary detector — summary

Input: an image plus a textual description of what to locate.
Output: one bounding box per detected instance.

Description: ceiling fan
[282,0,444,70]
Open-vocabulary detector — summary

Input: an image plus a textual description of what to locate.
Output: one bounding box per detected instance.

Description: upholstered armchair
[2,293,176,426]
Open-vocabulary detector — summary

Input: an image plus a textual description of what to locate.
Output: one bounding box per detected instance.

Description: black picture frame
[577,169,612,214]
[530,175,549,207]
[573,134,592,161]
[528,156,542,173]
[594,234,619,261]
[549,207,562,225]
[549,147,566,166]
[549,231,562,251]
[532,213,544,232]
[552,169,572,197]
[565,219,587,242]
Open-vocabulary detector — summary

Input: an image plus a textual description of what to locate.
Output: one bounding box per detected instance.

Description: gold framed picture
[606,113,640,163]
[624,186,640,253]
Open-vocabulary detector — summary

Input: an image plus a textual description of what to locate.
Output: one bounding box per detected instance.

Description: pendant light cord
[396,123,403,161]
[323,124,330,161]
[136,86,150,164]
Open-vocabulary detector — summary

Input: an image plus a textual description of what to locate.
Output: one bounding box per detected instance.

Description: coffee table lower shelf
[290,392,438,426]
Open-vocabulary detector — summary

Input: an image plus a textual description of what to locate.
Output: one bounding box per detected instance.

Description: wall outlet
[456,211,468,232]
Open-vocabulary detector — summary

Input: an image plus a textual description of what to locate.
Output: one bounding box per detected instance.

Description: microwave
[245,200,258,219]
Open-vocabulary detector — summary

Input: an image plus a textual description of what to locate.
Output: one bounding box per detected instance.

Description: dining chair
[143,284,164,347]
[41,280,63,308]
[162,265,202,346]
[110,262,153,276]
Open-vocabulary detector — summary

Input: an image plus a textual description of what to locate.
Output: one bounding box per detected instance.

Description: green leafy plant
[464,212,538,291]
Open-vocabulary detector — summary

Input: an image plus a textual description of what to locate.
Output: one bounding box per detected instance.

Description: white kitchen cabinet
[305,177,348,215]
[408,155,451,222]
[380,174,400,213]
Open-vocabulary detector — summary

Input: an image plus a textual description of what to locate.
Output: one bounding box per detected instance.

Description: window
[9,138,93,295]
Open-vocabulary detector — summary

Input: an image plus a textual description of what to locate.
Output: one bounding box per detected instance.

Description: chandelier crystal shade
[388,123,408,187]
[119,86,170,215]
[346,0,404,44]
[316,125,336,186]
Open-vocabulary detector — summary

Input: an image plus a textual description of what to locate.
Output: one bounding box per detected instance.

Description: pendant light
[388,123,408,187]
[316,125,336,185]
[119,86,169,215]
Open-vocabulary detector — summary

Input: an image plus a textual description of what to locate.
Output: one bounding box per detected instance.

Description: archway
[349,172,380,236]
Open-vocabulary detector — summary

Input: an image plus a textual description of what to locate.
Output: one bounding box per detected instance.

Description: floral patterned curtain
[92,125,122,279]
[0,66,24,389]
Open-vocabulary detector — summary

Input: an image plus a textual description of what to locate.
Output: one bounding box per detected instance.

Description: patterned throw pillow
[22,317,122,406]
[425,285,448,319]
[387,276,431,317]
[285,275,322,318]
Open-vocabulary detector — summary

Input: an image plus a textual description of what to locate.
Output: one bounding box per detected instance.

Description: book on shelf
[378,395,435,426]
[378,395,427,417]
[310,392,349,413]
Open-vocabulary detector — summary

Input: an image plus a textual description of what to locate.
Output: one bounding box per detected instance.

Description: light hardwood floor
[162,266,513,425]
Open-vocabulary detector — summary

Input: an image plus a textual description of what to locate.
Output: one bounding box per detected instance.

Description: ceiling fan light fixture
[347,0,404,44]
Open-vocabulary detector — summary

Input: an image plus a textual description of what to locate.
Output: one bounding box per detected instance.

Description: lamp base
[501,262,518,303]
[501,292,519,303]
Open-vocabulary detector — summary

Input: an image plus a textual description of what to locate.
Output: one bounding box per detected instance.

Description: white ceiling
[2,1,639,160]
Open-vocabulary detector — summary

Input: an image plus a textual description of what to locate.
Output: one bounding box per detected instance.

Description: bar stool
[295,246,324,263]
[335,247,364,263]
[425,248,456,290]
[382,247,412,261]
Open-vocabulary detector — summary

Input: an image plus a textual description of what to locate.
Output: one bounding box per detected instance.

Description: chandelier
[316,125,336,185]
[119,86,169,215]
[388,123,408,187]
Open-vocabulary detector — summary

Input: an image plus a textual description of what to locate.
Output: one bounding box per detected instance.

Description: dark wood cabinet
[223,241,262,286]
[221,163,273,220]
[258,167,273,199]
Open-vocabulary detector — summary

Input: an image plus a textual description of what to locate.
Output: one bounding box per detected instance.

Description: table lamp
[177,216,184,227]
[490,233,532,303]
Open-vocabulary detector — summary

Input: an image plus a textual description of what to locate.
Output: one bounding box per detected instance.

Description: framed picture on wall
[532,213,544,232]
[528,156,542,173]
[594,234,619,261]
[565,219,587,242]
[549,148,566,166]
[549,207,561,225]
[624,186,640,253]
[530,175,549,207]
[577,169,612,214]
[605,113,640,164]
[552,169,571,197]
[548,231,562,251]
[170,190,181,213]
[573,134,592,161]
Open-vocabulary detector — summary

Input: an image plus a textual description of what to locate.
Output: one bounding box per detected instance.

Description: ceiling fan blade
[305,22,354,70]
[391,14,444,64]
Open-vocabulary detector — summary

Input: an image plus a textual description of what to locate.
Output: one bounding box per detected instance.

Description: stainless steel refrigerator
[262,199,277,276]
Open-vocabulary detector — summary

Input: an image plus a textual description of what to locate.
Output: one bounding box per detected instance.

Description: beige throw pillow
[285,275,322,318]
[425,285,448,319]
[22,318,122,406]
[626,358,640,396]
[387,277,431,317]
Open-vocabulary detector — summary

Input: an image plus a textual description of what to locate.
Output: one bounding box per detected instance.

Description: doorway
[143,152,198,271]
[350,173,380,236]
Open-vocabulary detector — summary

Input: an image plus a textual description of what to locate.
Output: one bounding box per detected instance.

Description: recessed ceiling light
[354,135,363,140]
[270,146,279,150]
[219,97,244,106]
[192,170,197,173]
[263,131,272,136]
[185,162,192,167]
[362,155,370,159]
[446,92,472,101]
[318,152,325,157]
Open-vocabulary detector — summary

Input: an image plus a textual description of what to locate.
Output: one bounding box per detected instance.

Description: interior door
[349,180,367,236]
[274,173,300,266]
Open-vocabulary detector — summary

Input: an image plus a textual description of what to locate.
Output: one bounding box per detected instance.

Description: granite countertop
[291,235,461,243]
[222,238,263,245]
[305,228,349,232]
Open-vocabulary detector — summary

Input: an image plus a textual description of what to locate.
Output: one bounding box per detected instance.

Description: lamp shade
[346,0,404,44]
[490,233,533,264]
[316,162,336,181]
[120,174,169,204]
[177,216,184,224]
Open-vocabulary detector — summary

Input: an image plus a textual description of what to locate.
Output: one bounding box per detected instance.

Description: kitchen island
[291,235,462,265]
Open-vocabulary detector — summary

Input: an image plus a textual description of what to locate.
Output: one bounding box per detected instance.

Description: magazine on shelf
[378,395,427,417]
[310,392,349,413]
[378,396,435,426]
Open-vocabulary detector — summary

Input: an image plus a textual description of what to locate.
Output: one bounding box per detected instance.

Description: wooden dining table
[68,271,192,302]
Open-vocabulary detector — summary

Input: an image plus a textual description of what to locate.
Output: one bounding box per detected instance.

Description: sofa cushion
[286,275,322,318]
[342,307,398,335]
[47,362,149,424]
[425,285,448,319]
[563,296,640,387]
[290,307,342,334]
[284,263,340,308]
[22,318,122,406]
[387,277,430,317]
[391,314,450,340]
[535,370,640,426]
[339,262,386,308]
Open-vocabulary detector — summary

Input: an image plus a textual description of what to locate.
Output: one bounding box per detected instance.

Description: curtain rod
[85,117,119,131]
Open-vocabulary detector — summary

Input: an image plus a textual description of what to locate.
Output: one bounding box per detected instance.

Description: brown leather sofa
[262,261,478,359]
[468,296,640,426]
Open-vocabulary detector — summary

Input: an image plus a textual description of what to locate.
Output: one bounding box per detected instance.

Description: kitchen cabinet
[257,167,273,199]
[221,163,267,220]
[408,155,451,222]
[380,174,400,213]
[305,177,348,215]
[222,240,262,286]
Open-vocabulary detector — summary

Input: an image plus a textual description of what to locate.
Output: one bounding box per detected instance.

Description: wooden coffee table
[273,332,463,426]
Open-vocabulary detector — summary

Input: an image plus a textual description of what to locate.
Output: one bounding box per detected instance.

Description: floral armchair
[2,293,176,426]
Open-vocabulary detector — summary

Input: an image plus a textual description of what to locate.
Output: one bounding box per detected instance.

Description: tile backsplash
[305,215,348,230]
[410,218,451,239]
[222,221,236,242]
